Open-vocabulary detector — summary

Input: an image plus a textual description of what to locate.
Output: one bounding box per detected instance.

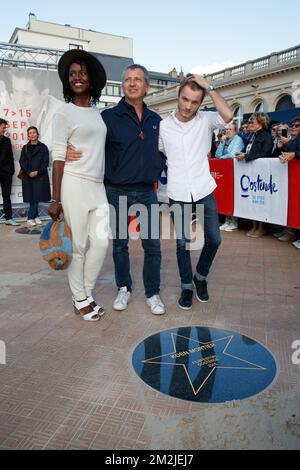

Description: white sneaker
[278,231,296,242]
[273,229,287,238]
[27,219,36,227]
[5,219,20,226]
[113,287,131,311]
[35,217,43,225]
[224,222,238,232]
[292,239,300,249]
[146,295,165,315]
[219,222,229,231]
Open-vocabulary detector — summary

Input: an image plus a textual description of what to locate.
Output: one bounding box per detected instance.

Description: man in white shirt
[159,74,233,310]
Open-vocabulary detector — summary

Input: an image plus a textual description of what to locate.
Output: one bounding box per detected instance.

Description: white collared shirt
[159,110,226,202]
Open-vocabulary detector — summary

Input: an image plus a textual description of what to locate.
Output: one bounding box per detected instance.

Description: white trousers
[61,173,109,300]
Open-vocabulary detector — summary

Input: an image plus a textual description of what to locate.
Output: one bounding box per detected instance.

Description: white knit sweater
[52,102,107,183]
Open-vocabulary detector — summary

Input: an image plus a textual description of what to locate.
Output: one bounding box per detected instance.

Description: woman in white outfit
[48,49,109,322]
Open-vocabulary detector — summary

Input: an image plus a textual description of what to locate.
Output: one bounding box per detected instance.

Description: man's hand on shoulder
[66,144,82,162]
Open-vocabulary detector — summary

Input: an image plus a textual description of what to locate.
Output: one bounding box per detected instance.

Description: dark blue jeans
[28,202,39,220]
[106,186,161,298]
[169,193,221,290]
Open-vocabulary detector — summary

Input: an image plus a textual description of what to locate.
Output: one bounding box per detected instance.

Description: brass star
[143,333,266,396]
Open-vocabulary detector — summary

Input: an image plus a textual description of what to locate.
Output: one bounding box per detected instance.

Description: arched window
[275,95,295,111]
[254,101,266,113]
[232,105,243,128]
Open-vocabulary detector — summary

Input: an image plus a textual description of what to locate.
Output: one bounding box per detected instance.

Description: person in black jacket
[19,126,51,227]
[0,118,20,226]
[236,113,273,163]
[236,113,273,238]
[273,118,300,245]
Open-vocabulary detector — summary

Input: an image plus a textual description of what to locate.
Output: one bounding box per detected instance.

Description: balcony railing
[211,72,225,81]
[206,45,300,83]
[253,58,270,70]
[231,65,245,76]
[279,48,298,63]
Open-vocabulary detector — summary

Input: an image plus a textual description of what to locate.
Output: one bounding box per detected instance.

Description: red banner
[209,159,234,216]
[287,160,300,229]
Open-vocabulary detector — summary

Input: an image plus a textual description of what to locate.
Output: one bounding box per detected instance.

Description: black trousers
[0,171,13,220]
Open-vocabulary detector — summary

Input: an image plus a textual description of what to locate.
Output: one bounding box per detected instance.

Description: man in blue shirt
[102,65,166,315]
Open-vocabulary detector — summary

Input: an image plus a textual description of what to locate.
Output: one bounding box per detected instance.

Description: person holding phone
[274,117,300,163]
[272,118,300,243]
[272,123,289,158]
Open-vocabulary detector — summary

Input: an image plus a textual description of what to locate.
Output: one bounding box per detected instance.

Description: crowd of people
[1,50,300,318]
[212,114,300,248]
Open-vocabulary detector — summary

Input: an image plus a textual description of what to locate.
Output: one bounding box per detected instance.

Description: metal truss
[0,42,64,69]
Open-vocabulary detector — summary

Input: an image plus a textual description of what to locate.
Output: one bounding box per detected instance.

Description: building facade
[6,13,182,105]
[7,13,135,108]
[146,45,300,125]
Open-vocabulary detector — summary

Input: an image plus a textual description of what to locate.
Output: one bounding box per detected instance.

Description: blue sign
[132,326,277,403]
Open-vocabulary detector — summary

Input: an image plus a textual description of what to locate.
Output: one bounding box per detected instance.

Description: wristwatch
[206,84,217,93]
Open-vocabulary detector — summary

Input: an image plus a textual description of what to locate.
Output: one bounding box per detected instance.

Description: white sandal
[87,295,105,317]
[73,298,100,322]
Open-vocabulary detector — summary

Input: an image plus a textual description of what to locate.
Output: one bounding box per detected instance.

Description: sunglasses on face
[291,123,300,128]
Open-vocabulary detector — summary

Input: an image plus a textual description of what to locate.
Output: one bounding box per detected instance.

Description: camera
[281,129,288,138]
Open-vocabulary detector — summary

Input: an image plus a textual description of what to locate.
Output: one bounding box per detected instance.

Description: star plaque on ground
[132,327,277,403]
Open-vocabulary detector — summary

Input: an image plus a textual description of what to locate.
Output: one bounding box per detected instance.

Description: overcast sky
[2,0,300,75]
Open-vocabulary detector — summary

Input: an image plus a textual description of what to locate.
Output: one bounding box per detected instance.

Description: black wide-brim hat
[58,49,107,92]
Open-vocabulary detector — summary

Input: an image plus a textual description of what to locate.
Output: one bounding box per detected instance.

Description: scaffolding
[0,41,64,70]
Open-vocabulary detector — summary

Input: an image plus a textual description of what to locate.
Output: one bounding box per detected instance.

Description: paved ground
[0,218,299,450]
